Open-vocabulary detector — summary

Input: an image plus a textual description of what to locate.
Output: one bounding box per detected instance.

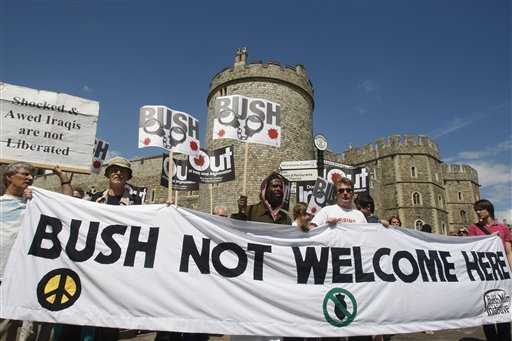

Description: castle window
[442,222,446,235]
[411,166,416,177]
[460,210,467,224]
[412,192,422,205]
[219,87,228,96]
[415,219,424,230]
[435,173,439,181]
[438,195,443,207]
[458,192,463,201]
[150,189,155,203]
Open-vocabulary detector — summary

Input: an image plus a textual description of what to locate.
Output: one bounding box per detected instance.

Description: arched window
[460,210,467,224]
[412,192,422,205]
[415,219,424,230]
[458,192,463,201]
[411,166,416,177]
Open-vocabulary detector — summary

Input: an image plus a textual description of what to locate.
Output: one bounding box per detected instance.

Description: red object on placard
[268,128,279,139]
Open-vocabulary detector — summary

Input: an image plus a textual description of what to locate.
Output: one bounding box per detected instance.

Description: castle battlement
[442,163,479,184]
[343,134,441,165]
[208,49,314,106]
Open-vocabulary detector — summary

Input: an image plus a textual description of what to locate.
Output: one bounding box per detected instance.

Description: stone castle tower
[342,135,479,233]
[30,49,482,235]
[199,48,315,214]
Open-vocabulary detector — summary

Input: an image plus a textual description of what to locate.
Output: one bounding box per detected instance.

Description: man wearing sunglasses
[308,177,367,229]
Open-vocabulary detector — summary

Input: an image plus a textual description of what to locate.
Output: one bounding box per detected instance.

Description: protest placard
[138,105,200,156]
[160,154,199,191]
[0,82,99,173]
[212,95,282,147]
[2,187,511,337]
[307,177,336,215]
[324,161,369,194]
[188,146,235,184]
[90,138,109,174]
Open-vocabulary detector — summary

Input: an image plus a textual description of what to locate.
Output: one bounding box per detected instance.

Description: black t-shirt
[106,195,122,206]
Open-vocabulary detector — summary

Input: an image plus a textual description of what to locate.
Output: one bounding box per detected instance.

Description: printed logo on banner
[322,288,357,327]
[484,289,511,316]
[138,106,200,155]
[37,268,81,311]
[91,138,109,174]
[213,95,282,147]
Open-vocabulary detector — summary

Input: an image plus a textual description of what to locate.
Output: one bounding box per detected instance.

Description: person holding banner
[308,177,367,229]
[468,199,512,341]
[58,157,141,341]
[1,162,72,341]
[292,202,311,232]
[231,172,291,225]
[90,157,141,205]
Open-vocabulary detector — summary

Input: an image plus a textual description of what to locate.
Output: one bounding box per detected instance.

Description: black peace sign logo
[37,268,81,311]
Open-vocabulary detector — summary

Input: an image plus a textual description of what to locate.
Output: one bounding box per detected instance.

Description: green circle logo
[322,288,357,327]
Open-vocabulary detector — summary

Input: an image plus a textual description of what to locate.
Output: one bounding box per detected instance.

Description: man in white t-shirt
[1,162,72,341]
[309,177,367,229]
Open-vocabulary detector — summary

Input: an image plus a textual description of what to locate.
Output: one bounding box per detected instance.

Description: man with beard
[232,172,291,225]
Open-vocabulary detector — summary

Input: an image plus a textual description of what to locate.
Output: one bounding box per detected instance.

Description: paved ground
[121,327,487,341]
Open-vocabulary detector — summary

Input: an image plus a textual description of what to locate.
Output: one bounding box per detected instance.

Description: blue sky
[2,0,510,219]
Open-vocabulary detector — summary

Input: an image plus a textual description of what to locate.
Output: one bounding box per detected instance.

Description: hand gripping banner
[1,187,511,337]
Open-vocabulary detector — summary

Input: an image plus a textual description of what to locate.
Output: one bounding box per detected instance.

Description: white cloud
[357,80,379,94]
[467,162,512,187]
[431,117,477,138]
[82,85,93,92]
[495,209,512,223]
[431,104,507,139]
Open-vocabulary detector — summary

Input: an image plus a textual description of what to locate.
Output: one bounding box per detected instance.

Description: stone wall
[199,51,315,215]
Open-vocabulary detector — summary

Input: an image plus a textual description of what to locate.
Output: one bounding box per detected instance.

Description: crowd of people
[1,158,511,341]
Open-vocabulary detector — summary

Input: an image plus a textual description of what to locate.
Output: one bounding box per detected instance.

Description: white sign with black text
[213,95,282,147]
[0,82,99,173]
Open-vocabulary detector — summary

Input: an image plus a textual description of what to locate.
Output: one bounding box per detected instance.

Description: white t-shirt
[0,194,27,281]
[310,204,367,227]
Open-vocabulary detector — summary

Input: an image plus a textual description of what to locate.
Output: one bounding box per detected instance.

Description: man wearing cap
[90,156,141,205]
[58,157,140,341]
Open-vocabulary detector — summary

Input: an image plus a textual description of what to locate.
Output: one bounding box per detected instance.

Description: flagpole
[168,149,174,203]
[242,142,249,196]
[210,184,214,214]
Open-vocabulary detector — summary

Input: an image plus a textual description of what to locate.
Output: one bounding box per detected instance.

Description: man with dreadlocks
[231,172,291,225]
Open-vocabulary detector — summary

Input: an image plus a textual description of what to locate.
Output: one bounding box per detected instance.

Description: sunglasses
[337,188,353,194]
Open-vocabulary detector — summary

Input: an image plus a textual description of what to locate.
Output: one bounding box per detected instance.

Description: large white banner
[0,82,99,173]
[139,105,200,155]
[1,188,511,337]
[213,95,282,147]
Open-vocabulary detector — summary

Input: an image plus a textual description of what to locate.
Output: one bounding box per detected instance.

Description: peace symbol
[322,288,357,327]
[37,268,81,311]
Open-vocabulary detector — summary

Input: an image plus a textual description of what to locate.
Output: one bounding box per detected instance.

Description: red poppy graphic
[217,129,225,137]
[194,155,205,166]
[190,141,199,151]
[92,160,101,169]
[268,128,279,139]
[143,137,151,145]
[331,173,342,183]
